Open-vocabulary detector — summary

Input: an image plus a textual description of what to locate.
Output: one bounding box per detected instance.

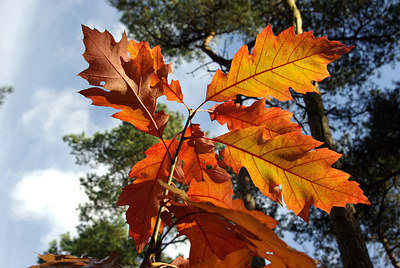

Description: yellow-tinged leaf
[205,25,353,103]
[214,126,369,221]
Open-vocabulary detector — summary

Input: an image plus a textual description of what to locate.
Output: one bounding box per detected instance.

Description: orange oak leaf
[209,99,300,136]
[186,201,318,267]
[214,126,370,221]
[186,124,215,154]
[168,203,249,263]
[178,142,228,185]
[116,139,180,252]
[30,252,118,268]
[176,124,229,185]
[79,25,169,138]
[170,249,253,268]
[187,176,278,229]
[164,197,316,267]
[128,40,185,105]
[204,25,353,103]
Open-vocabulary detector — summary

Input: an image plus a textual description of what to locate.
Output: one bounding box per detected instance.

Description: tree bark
[284,1,373,267]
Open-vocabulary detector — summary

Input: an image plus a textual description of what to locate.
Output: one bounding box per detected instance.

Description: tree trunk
[284,1,373,267]
[304,90,373,268]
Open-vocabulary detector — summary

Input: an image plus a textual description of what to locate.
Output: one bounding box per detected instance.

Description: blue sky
[0,1,398,267]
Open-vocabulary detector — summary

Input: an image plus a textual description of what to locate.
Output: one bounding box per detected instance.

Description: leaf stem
[140,109,196,267]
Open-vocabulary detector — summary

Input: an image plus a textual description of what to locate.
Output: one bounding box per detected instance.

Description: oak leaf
[116,139,180,252]
[186,124,215,154]
[128,40,185,105]
[163,195,316,267]
[161,174,289,266]
[209,99,300,136]
[177,124,230,184]
[170,249,253,268]
[205,25,353,103]
[214,126,370,221]
[31,252,118,268]
[178,143,228,185]
[188,201,317,267]
[169,203,249,264]
[187,176,278,229]
[79,25,169,138]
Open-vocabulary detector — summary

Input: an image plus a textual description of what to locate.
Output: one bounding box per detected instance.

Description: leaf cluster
[37,23,369,267]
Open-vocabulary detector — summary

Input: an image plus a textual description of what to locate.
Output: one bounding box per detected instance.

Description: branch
[186,61,216,76]
[283,0,303,34]
[198,32,232,71]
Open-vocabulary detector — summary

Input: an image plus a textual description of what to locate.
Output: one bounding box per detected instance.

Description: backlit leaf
[214,126,370,221]
[170,249,253,268]
[116,139,180,252]
[164,197,317,267]
[177,124,229,184]
[205,25,353,103]
[128,40,185,105]
[79,25,169,138]
[209,99,300,136]
[187,176,277,229]
[169,203,249,263]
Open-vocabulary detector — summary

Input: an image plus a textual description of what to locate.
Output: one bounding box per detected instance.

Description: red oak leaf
[116,139,180,252]
[170,249,253,268]
[79,25,169,138]
[128,40,185,105]
[186,124,215,154]
[169,203,249,264]
[176,124,229,185]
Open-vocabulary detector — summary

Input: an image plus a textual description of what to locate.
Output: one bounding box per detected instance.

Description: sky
[0,1,398,267]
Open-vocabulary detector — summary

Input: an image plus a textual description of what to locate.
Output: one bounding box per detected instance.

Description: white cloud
[20,87,91,141]
[11,168,88,245]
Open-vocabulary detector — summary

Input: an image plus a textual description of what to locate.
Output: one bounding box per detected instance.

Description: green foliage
[46,219,139,267]
[299,0,400,91]
[0,86,12,107]
[108,0,288,64]
[341,84,400,266]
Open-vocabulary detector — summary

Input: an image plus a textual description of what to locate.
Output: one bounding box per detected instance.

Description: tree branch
[198,32,232,71]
